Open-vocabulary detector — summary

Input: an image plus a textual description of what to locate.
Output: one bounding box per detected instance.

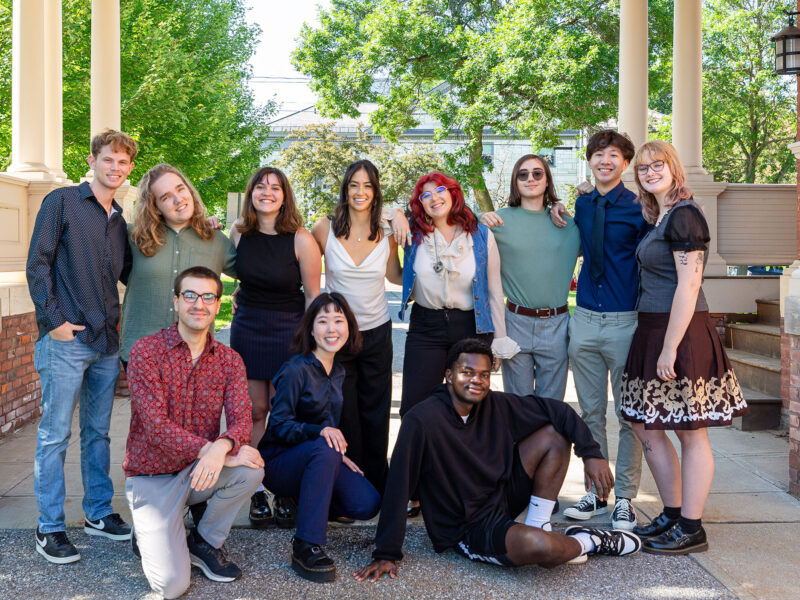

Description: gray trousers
[502,308,570,401]
[125,462,263,599]
[568,307,642,499]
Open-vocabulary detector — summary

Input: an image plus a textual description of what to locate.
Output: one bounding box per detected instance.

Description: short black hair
[173,266,222,297]
[445,338,494,372]
[585,129,635,162]
[290,292,362,355]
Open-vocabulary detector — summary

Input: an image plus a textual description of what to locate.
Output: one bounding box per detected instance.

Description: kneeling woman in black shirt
[259,292,380,582]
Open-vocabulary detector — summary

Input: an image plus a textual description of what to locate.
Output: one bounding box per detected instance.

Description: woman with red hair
[399,172,518,416]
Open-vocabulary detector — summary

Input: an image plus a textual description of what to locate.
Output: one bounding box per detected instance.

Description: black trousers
[336,320,393,495]
[400,304,493,417]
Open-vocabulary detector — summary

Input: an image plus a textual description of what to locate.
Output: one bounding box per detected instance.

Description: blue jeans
[34,333,120,533]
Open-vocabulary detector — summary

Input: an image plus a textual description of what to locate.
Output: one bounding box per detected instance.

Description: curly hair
[90,129,138,160]
[331,159,384,241]
[633,140,693,225]
[131,164,213,257]
[236,167,303,236]
[508,154,560,209]
[408,172,478,243]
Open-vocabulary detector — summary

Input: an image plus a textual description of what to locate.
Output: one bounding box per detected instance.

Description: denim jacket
[399,223,494,334]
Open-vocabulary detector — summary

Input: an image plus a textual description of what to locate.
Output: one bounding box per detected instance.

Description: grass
[215,276,236,331]
[568,290,576,314]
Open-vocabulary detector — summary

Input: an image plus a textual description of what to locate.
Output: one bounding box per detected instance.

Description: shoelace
[595,531,623,554]
[50,531,71,545]
[614,500,632,520]
[577,492,599,509]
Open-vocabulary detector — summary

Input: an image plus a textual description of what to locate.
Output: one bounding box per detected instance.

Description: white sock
[256,483,265,493]
[569,531,596,555]
[524,496,555,531]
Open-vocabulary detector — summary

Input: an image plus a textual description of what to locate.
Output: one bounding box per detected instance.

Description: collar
[430,383,486,424]
[588,180,626,206]
[79,180,124,215]
[164,322,217,355]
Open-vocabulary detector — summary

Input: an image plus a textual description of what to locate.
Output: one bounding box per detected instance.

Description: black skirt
[620,311,748,430]
[230,303,302,381]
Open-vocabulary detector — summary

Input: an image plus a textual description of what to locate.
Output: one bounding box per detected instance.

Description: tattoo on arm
[642,440,653,455]
[694,252,704,273]
[678,251,688,266]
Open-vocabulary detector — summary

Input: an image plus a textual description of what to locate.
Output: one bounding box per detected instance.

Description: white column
[90,0,121,137]
[7,0,50,179]
[44,0,66,180]
[618,0,648,150]
[672,0,705,174]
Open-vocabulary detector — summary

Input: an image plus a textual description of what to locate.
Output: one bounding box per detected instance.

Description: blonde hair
[633,140,693,224]
[131,164,214,257]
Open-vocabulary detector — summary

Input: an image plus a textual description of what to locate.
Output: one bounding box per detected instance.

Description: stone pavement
[0,289,798,598]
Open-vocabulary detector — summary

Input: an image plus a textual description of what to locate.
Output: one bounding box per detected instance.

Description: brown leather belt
[507,300,569,318]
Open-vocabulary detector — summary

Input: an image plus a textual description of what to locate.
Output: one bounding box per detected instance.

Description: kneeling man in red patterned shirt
[124,266,264,598]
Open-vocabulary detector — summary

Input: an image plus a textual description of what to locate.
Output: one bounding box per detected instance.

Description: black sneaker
[275,496,297,529]
[84,513,132,541]
[291,536,336,583]
[249,491,275,529]
[611,498,637,530]
[35,528,80,564]
[564,526,641,556]
[563,492,608,520]
[131,529,140,558]
[187,528,242,582]
[189,502,207,526]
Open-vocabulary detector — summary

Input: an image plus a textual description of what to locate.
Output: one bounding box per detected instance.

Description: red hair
[408,172,478,243]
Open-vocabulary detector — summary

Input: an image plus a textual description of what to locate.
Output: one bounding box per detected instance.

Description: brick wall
[0,311,41,435]
[790,334,800,498]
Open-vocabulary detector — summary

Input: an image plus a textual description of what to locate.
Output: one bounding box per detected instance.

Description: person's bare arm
[295,228,322,308]
[228,217,243,247]
[385,237,403,285]
[310,217,329,255]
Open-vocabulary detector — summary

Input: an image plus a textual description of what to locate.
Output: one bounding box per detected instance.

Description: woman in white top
[311,160,405,495]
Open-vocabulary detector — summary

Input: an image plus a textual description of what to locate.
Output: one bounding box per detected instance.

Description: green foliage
[276,123,445,224]
[0,0,274,215]
[293,0,674,212]
[701,0,796,183]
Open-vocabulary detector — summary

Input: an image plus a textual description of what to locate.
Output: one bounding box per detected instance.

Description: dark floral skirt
[620,311,747,430]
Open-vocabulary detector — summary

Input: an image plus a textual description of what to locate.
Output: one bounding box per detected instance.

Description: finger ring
[207,472,214,478]
[406,232,412,238]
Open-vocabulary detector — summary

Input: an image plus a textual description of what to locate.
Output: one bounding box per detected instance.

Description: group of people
[25,127,747,597]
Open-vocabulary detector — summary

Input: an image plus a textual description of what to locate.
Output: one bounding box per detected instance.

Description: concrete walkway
[1,290,798,598]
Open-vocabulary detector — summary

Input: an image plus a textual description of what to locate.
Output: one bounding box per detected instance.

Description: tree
[293,0,673,211]
[276,122,445,223]
[701,0,795,183]
[0,0,274,215]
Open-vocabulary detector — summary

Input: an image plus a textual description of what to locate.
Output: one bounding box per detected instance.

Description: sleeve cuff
[491,336,521,360]
[217,434,239,456]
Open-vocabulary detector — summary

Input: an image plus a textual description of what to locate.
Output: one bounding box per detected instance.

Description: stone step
[755,298,780,326]
[726,348,781,397]
[732,386,783,431]
[727,322,781,358]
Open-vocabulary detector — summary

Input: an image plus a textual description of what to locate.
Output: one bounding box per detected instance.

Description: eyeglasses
[516,169,546,182]
[177,290,220,304]
[419,185,448,201]
[635,160,665,175]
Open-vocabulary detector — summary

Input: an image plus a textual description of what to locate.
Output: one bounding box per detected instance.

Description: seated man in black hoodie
[355,338,641,581]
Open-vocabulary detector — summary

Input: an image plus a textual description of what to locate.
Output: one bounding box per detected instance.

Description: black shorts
[453,448,533,567]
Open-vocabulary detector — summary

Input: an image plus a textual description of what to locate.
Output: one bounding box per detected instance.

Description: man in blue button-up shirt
[553,130,649,532]
[27,130,136,565]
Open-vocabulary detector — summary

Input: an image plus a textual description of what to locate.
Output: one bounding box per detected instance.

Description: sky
[244,0,330,121]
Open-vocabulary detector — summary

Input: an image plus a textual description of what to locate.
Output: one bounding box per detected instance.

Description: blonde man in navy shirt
[551,130,649,531]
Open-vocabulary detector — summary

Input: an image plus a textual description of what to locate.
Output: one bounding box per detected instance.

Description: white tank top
[324,224,391,331]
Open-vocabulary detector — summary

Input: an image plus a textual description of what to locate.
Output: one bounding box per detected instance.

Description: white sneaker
[563,492,608,521]
[611,498,637,530]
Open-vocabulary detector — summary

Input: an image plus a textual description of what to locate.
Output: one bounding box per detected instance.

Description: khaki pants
[126,462,263,599]
[568,307,642,499]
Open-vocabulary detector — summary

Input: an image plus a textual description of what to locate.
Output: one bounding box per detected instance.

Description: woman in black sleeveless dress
[230,167,321,528]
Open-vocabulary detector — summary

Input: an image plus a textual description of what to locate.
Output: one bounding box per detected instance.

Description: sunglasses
[177,290,220,305]
[635,160,665,175]
[419,185,448,201]
[516,169,546,182]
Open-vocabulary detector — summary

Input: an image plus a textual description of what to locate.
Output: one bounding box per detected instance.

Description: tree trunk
[466,126,494,212]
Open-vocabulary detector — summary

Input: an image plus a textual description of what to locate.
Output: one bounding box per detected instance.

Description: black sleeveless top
[236,232,304,312]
